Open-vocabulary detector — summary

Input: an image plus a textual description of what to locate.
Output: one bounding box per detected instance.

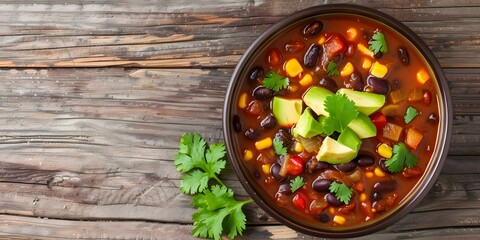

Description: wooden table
[0,1,479,239]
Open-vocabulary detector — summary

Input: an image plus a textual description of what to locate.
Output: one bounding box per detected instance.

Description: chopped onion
[299,136,323,153]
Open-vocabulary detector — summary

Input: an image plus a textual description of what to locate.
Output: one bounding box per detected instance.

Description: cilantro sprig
[262,70,289,91]
[174,133,253,240]
[404,106,419,124]
[327,61,339,76]
[329,181,353,204]
[322,93,359,135]
[385,142,419,173]
[290,176,304,193]
[369,31,388,54]
[273,137,287,156]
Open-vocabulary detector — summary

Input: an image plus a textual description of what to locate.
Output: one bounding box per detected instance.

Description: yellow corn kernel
[357,43,374,57]
[329,207,335,215]
[255,137,272,150]
[340,62,354,77]
[370,61,388,78]
[238,92,248,109]
[243,150,253,161]
[371,208,377,213]
[378,143,393,159]
[262,164,271,175]
[346,28,357,41]
[360,193,367,202]
[299,73,313,87]
[288,84,298,93]
[294,142,303,153]
[285,58,303,77]
[417,68,430,84]
[362,58,372,70]
[317,35,326,45]
[374,167,386,177]
[333,215,346,225]
[365,172,374,178]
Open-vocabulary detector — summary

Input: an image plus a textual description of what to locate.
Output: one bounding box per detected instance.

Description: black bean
[312,178,332,192]
[398,47,410,65]
[277,183,291,194]
[428,113,438,123]
[378,158,392,174]
[244,128,260,140]
[357,155,375,167]
[374,51,383,59]
[316,213,330,223]
[343,72,364,91]
[319,77,338,92]
[248,66,264,82]
[303,21,324,36]
[233,114,242,132]
[260,115,276,129]
[325,193,344,207]
[330,131,340,140]
[335,162,357,172]
[274,129,292,147]
[304,44,321,68]
[306,158,329,174]
[372,191,383,201]
[373,181,398,193]
[252,86,274,100]
[367,76,390,95]
[270,163,287,182]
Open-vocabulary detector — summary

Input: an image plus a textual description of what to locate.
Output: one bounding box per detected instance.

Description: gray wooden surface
[0,0,479,239]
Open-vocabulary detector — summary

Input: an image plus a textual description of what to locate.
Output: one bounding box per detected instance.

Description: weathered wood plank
[0,1,477,67]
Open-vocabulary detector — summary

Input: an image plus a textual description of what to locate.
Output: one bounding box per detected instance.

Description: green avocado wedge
[316,136,357,164]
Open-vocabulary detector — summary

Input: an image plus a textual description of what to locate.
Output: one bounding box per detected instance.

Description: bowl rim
[223,3,452,237]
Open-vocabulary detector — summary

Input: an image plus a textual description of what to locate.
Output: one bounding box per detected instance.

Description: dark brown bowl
[223,4,452,237]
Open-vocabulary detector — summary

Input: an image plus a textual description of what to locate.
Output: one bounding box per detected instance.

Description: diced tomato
[286,155,304,176]
[370,112,387,134]
[323,33,347,58]
[292,193,307,210]
[266,48,282,66]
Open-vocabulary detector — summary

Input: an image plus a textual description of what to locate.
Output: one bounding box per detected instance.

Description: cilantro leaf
[327,61,339,76]
[329,181,353,204]
[192,185,252,240]
[323,93,359,134]
[173,133,226,194]
[290,176,304,193]
[385,142,419,173]
[404,106,419,124]
[262,71,289,91]
[273,137,287,156]
[369,31,388,54]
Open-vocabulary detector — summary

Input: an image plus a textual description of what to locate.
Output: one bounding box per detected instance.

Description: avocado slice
[337,127,361,152]
[293,107,324,138]
[272,96,303,127]
[316,136,357,164]
[347,112,377,139]
[303,86,334,116]
[337,88,385,116]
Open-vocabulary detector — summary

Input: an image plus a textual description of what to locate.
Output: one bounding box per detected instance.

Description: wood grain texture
[0,0,478,239]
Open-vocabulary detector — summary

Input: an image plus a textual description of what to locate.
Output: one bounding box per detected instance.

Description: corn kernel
[371,208,377,213]
[329,207,335,215]
[357,43,374,57]
[288,84,298,93]
[262,164,271,175]
[365,172,374,178]
[362,58,372,70]
[374,167,386,177]
[333,215,346,225]
[360,193,367,202]
[417,68,430,84]
[285,58,303,77]
[238,92,248,109]
[294,142,303,153]
[340,62,354,77]
[346,28,357,41]
[299,73,313,87]
[255,137,272,150]
[317,35,326,45]
[378,143,393,158]
[243,150,253,161]
[370,61,388,78]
